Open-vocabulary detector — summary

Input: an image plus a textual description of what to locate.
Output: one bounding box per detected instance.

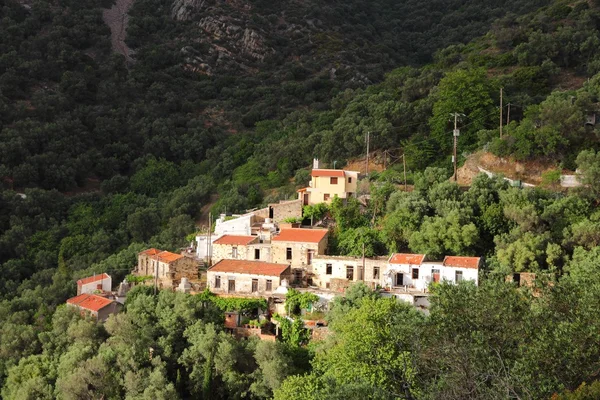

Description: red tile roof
[208,259,290,276]
[297,187,308,192]
[311,169,345,177]
[140,248,160,256]
[273,228,328,243]
[213,235,257,246]
[443,256,481,269]
[67,294,114,312]
[140,248,183,263]
[77,273,110,286]
[389,253,426,265]
[156,251,184,263]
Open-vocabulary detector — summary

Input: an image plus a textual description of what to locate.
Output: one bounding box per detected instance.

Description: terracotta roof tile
[311,169,345,177]
[208,259,290,276]
[443,256,481,269]
[67,294,114,312]
[77,273,110,286]
[389,253,426,265]
[140,248,183,263]
[156,251,184,263]
[213,235,258,246]
[140,248,160,256]
[273,228,328,243]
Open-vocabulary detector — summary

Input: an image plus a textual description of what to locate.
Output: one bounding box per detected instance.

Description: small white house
[77,273,112,295]
[384,254,480,291]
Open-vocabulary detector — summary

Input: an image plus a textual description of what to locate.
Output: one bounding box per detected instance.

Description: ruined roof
[67,294,114,312]
[443,256,481,269]
[77,273,110,286]
[208,259,290,277]
[213,235,258,246]
[139,248,183,263]
[389,253,426,265]
[311,169,345,177]
[273,228,328,243]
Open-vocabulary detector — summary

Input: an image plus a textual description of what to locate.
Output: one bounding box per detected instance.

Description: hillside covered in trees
[4,0,600,398]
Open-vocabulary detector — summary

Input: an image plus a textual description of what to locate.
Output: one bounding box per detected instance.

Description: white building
[77,273,112,295]
[384,254,480,291]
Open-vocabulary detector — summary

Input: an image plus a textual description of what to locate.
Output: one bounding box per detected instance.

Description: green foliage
[430,68,496,152]
[284,289,319,316]
[302,203,329,223]
[197,289,268,312]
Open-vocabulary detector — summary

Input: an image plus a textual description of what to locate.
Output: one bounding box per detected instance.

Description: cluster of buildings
[69,162,481,322]
[66,273,127,322]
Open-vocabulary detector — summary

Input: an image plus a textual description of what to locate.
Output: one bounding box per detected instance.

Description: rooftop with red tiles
[443,256,481,269]
[67,294,114,312]
[213,235,258,246]
[140,248,183,263]
[389,253,426,265]
[272,228,328,243]
[208,259,290,276]
[311,169,345,177]
[77,273,110,286]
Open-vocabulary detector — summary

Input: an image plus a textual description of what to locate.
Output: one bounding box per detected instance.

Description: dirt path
[103,0,135,62]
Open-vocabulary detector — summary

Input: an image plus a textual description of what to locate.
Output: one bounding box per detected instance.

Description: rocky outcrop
[171,0,208,21]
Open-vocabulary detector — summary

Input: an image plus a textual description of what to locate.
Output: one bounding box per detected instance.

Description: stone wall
[271,239,327,268]
[269,200,302,224]
[329,278,351,293]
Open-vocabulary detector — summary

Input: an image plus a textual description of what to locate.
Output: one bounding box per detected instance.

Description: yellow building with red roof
[297,160,359,205]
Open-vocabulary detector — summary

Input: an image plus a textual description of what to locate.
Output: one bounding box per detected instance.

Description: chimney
[313,158,320,169]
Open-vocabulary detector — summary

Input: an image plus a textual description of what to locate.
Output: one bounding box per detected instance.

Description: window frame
[330,177,338,184]
[455,270,464,283]
[266,279,272,291]
[346,265,354,281]
[252,278,258,292]
[412,268,419,280]
[286,247,292,260]
[373,266,380,280]
[215,275,221,288]
[232,247,238,258]
[326,263,333,275]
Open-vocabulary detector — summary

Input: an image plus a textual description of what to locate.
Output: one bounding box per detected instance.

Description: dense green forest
[4,0,600,397]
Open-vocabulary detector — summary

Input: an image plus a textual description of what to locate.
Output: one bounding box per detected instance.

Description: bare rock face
[172,0,207,21]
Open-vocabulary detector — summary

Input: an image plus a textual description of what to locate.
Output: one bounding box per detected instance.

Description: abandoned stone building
[135,248,199,289]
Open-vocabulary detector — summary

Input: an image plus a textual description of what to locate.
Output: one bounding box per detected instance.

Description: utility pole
[365,131,370,177]
[207,212,212,266]
[506,103,511,131]
[154,254,158,295]
[362,243,365,282]
[450,113,462,182]
[383,150,386,170]
[500,87,503,138]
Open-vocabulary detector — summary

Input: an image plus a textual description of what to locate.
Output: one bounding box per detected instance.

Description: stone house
[66,293,121,322]
[211,234,272,264]
[384,253,480,291]
[135,248,198,289]
[271,228,329,281]
[207,259,292,296]
[297,160,359,205]
[77,273,112,295]
[311,255,388,291]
